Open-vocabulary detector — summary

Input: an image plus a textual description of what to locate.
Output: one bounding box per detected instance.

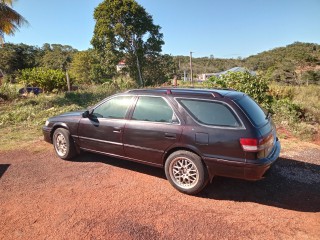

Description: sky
[5,0,320,58]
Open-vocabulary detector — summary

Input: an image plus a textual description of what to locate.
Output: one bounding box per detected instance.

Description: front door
[77,95,134,157]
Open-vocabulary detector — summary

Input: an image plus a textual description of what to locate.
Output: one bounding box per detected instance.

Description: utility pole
[190,51,193,87]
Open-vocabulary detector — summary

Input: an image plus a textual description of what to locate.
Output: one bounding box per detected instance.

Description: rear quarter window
[235,95,267,127]
[177,98,241,127]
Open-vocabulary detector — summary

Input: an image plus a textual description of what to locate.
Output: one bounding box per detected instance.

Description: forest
[1,41,319,88]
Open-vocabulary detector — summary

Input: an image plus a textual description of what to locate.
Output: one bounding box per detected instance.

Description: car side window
[93,96,133,119]
[132,96,174,123]
[178,99,241,127]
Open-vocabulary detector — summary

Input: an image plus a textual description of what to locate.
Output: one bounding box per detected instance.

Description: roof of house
[216,67,256,76]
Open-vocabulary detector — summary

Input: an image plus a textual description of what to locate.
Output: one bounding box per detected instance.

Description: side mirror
[82,110,90,118]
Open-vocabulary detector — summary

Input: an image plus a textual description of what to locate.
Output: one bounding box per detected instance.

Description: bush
[270,84,319,140]
[204,71,272,110]
[0,83,19,101]
[19,67,70,92]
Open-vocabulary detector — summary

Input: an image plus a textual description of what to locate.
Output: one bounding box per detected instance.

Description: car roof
[125,88,245,99]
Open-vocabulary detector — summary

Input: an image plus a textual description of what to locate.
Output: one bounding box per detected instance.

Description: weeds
[0,83,123,150]
[0,83,19,101]
[270,84,320,140]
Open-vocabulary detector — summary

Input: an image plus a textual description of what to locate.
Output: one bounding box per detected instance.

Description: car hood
[58,110,85,117]
[49,110,85,121]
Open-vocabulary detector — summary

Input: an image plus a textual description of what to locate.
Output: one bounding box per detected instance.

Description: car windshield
[235,95,268,127]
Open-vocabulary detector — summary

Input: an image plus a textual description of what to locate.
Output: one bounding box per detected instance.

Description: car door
[123,96,182,166]
[77,95,134,157]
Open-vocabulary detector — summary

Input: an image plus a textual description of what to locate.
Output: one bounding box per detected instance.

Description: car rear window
[177,99,241,127]
[235,95,267,127]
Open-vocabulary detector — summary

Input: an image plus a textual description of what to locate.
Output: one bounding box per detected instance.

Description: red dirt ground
[0,137,319,239]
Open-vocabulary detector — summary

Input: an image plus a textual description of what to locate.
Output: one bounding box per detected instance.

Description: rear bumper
[203,139,281,180]
[42,126,52,143]
[244,140,281,180]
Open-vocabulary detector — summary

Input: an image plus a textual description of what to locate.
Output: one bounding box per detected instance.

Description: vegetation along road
[0,132,319,239]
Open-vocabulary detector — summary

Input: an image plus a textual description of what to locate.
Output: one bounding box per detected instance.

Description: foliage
[0,43,42,78]
[205,71,272,110]
[143,54,176,86]
[91,0,164,87]
[245,42,320,84]
[269,84,319,140]
[174,55,242,79]
[19,67,69,92]
[69,49,110,84]
[0,0,28,44]
[301,70,320,85]
[40,43,77,71]
[0,83,133,149]
[103,75,138,90]
[0,82,19,100]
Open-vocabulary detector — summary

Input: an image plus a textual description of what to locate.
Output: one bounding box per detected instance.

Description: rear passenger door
[123,96,182,166]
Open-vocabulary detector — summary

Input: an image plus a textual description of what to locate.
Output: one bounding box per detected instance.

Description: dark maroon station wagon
[43,88,281,194]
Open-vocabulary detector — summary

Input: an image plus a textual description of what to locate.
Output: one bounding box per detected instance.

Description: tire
[53,128,77,160]
[165,150,208,195]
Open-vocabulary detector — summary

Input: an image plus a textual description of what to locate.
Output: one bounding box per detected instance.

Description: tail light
[240,134,274,158]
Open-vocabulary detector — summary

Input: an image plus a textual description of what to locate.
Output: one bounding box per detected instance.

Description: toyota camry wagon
[43,88,281,194]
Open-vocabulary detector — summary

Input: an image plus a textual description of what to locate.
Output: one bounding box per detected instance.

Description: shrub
[204,71,272,110]
[19,67,70,92]
[0,83,19,101]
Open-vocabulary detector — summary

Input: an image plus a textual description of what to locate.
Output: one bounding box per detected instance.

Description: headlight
[45,120,50,126]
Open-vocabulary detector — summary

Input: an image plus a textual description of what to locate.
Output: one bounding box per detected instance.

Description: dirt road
[0,138,319,239]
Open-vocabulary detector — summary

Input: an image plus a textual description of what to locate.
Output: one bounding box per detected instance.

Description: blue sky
[5,0,320,58]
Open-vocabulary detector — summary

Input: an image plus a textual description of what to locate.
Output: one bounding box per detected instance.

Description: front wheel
[53,128,77,160]
[165,150,208,195]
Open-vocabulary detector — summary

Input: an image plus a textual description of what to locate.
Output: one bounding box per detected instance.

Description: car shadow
[199,157,320,212]
[71,154,320,212]
[0,164,10,179]
[72,152,166,180]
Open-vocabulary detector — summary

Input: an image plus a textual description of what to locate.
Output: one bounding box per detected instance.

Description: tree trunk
[66,71,71,91]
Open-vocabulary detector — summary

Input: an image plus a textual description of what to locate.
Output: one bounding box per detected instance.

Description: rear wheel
[53,128,77,160]
[165,150,208,195]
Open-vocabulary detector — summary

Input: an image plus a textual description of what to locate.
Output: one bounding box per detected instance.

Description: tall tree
[40,44,77,71]
[0,0,28,44]
[0,43,41,82]
[91,0,164,87]
[69,49,109,84]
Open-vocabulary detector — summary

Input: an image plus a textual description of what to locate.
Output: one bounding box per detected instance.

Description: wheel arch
[50,123,69,141]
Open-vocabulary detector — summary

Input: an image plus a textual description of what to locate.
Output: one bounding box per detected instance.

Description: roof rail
[125,88,231,98]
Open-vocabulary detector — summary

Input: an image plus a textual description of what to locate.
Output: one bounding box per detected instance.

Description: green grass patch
[0,83,122,151]
[270,84,320,140]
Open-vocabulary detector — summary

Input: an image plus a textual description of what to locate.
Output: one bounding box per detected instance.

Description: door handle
[113,127,122,133]
[165,133,176,139]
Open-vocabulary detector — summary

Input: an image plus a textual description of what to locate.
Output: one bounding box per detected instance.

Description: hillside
[175,42,320,84]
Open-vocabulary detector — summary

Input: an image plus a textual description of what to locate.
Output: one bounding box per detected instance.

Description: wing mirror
[82,110,90,118]
[82,109,93,118]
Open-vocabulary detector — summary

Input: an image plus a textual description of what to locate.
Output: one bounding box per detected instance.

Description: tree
[69,49,109,84]
[143,54,176,86]
[40,44,77,71]
[0,43,41,81]
[91,0,164,87]
[0,0,28,44]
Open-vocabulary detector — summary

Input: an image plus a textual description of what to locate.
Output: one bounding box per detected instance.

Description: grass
[0,84,122,150]
[269,84,320,140]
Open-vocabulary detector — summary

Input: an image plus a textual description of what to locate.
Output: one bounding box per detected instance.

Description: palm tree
[0,0,28,45]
